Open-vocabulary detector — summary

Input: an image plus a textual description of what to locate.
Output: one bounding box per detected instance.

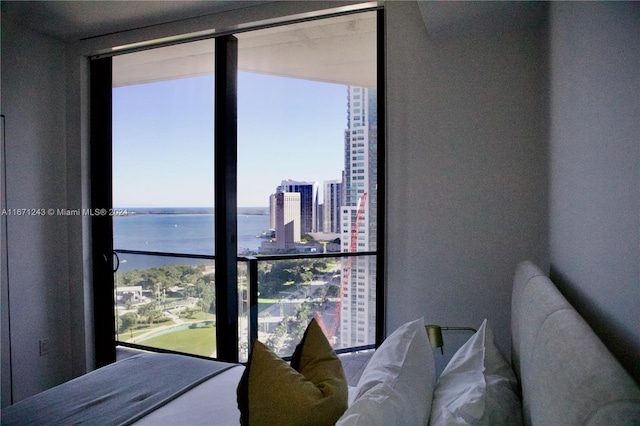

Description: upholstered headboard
[511,261,640,425]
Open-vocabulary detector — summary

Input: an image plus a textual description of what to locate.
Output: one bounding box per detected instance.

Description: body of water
[113,208,270,272]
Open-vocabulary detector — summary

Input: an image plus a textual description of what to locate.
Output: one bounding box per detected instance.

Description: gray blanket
[1,352,236,425]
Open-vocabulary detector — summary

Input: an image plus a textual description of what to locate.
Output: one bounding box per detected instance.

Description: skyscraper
[340,86,377,348]
[323,179,343,233]
[278,180,319,235]
[274,191,301,249]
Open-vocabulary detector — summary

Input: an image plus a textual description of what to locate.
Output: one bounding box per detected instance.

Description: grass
[258,298,281,304]
[139,326,216,357]
[179,311,215,321]
[126,328,154,339]
[118,311,216,342]
[118,322,169,340]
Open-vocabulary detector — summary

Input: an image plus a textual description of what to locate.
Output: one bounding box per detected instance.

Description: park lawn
[258,298,280,304]
[139,326,216,357]
[122,328,154,339]
[118,321,170,340]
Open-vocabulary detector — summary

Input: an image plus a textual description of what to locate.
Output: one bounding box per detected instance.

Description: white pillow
[429,319,523,426]
[336,318,436,425]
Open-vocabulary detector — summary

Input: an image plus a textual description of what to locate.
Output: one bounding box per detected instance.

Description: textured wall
[548,1,640,382]
[385,1,548,372]
[1,19,73,403]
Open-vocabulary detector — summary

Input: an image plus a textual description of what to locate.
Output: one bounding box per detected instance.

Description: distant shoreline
[115,207,269,215]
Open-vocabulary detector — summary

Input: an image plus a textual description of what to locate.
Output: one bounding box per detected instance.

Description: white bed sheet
[133,365,245,426]
[133,365,359,425]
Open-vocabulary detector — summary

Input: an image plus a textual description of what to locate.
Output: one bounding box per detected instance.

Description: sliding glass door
[110,39,221,360]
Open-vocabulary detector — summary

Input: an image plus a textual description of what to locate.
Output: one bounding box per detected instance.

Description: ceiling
[2,1,543,89]
[3,1,377,88]
[112,12,376,88]
[1,1,547,47]
[1,1,267,42]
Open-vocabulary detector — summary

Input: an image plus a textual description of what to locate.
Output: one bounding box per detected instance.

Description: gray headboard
[511,261,640,425]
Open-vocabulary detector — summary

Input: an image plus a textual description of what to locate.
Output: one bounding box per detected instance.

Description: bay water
[113,208,270,272]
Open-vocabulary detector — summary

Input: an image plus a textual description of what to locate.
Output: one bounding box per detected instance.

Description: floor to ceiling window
[92,7,384,365]
[111,39,219,358]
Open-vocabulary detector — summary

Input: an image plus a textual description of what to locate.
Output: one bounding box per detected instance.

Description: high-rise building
[340,86,377,348]
[274,191,301,249]
[278,180,319,235]
[323,179,343,233]
[269,193,277,231]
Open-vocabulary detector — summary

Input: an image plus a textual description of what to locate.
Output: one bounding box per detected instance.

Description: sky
[112,72,348,208]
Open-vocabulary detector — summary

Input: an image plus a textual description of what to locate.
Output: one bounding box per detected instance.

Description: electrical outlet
[39,338,50,356]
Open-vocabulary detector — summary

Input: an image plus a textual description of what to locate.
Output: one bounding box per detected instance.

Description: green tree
[258,259,323,297]
[118,269,144,287]
[147,309,163,325]
[137,302,161,324]
[118,312,138,334]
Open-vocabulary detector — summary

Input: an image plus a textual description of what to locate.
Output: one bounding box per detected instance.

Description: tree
[137,302,162,324]
[147,309,163,325]
[196,274,215,313]
[183,307,198,319]
[118,312,138,334]
[258,259,323,297]
[118,269,145,287]
[265,318,288,354]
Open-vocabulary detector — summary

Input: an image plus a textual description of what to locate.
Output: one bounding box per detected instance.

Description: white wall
[0,20,76,403]
[548,2,640,381]
[385,1,548,371]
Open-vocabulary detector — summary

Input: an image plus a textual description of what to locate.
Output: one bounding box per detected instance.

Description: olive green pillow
[237,318,348,426]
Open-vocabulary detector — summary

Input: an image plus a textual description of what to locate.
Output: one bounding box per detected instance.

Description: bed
[2,260,640,425]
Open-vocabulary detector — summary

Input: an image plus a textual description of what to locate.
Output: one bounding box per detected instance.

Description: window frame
[89,6,386,365]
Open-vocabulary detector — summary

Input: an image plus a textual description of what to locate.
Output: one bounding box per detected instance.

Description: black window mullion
[89,56,117,367]
[247,257,259,352]
[376,8,386,348]
[214,35,239,363]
